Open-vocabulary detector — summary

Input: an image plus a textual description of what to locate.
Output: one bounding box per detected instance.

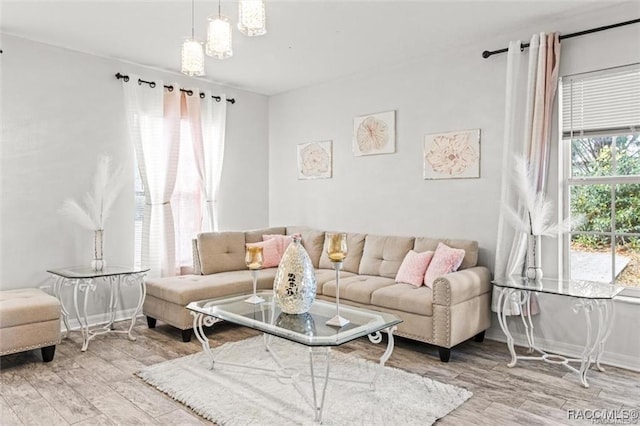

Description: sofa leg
[181,329,193,342]
[41,345,56,363]
[473,331,486,342]
[147,316,157,329]
[438,347,451,363]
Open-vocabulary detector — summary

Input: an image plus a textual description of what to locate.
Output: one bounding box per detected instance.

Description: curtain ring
[137,79,143,86]
[199,92,205,99]
[149,82,156,88]
[167,85,174,92]
[187,90,194,96]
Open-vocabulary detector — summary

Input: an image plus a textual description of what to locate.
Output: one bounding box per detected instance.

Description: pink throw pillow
[395,250,434,287]
[263,233,300,258]
[424,242,466,288]
[246,238,281,268]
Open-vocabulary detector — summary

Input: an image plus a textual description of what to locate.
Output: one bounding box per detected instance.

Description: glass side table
[492,276,623,388]
[47,266,149,351]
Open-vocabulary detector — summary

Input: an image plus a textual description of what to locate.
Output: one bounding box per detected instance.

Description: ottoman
[0,288,62,362]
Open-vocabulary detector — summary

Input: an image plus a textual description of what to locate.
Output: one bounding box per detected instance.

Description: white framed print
[353,110,395,156]
[297,140,332,179]
[423,129,480,179]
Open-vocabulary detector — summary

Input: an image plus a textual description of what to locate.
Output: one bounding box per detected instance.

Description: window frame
[560,65,640,296]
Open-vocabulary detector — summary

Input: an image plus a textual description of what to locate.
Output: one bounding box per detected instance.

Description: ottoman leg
[438,347,451,363]
[41,345,56,363]
[181,329,193,342]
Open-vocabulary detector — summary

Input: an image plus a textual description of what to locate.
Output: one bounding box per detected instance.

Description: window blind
[562,64,640,138]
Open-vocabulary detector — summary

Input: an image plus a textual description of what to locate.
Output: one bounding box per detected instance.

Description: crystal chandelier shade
[206,15,233,60]
[238,0,267,37]
[181,38,205,76]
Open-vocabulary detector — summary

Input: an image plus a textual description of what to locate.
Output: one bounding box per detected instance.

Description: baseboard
[61,308,143,332]
[485,329,640,373]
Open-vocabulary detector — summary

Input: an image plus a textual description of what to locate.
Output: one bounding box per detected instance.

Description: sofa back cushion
[359,235,415,278]
[413,237,478,270]
[197,232,246,274]
[286,226,325,268]
[245,227,287,244]
[318,232,366,273]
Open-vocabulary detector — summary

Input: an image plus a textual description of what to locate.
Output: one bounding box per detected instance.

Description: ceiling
[0,1,629,95]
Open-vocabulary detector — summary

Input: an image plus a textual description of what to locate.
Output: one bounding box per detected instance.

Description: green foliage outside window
[570,135,640,249]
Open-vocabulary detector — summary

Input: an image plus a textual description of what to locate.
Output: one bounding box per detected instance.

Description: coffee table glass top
[492,276,624,299]
[187,291,402,347]
[47,266,150,279]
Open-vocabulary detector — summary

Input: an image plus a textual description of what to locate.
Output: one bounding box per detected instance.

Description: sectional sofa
[143,226,492,361]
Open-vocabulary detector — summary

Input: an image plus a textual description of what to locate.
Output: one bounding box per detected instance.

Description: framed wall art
[423,129,480,179]
[353,110,395,156]
[297,140,332,179]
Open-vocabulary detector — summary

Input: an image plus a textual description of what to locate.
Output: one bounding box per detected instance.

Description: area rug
[137,336,472,425]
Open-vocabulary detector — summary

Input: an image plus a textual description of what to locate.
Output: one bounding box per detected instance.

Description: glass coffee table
[493,276,623,388]
[187,291,402,423]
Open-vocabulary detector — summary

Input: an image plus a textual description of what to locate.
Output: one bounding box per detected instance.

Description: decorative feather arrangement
[503,155,583,237]
[60,155,126,230]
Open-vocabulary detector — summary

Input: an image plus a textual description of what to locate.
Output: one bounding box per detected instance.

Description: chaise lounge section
[143,226,492,361]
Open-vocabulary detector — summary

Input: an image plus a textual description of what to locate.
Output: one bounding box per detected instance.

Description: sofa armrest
[432,266,491,306]
[192,239,202,275]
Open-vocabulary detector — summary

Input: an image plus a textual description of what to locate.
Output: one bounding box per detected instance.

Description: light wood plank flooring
[1,319,638,425]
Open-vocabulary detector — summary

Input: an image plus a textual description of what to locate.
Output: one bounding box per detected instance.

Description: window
[562,64,640,294]
[133,118,203,273]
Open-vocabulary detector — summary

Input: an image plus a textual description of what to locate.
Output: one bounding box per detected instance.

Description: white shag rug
[137,336,472,425]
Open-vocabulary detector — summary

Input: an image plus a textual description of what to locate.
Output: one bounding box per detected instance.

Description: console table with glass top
[47,266,149,351]
[492,276,623,388]
[187,292,402,424]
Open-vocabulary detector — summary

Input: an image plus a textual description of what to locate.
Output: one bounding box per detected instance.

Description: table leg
[308,347,331,424]
[73,278,96,352]
[191,312,219,369]
[53,276,72,338]
[368,325,398,389]
[496,287,519,367]
[123,273,146,340]
[595,300,615,372]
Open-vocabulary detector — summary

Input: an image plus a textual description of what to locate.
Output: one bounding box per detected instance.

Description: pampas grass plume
[59,154,126,230]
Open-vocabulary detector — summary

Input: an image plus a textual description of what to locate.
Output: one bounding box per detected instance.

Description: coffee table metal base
[191,312,397,424]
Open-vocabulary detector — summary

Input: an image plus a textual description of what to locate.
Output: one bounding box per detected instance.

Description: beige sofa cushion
[318,232,366,274]
[146,269,278,305]
[245,227,287,244]
[414,237,478,270]
[358,235,415,278]
[315,269,357,293]
[371,283,433,316]
[197,232,246,274]
[322,275,395,305]
[0,288,61,328]
[286,227,325,268]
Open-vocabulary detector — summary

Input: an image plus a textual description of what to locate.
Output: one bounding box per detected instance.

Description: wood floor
[1,319,639,425]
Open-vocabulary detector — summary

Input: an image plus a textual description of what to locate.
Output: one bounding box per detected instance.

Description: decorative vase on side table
[325,232,349,327]
[245,245,265,304]
[273,236,317,314]
[525,234,543,280]
[91,229,106,271]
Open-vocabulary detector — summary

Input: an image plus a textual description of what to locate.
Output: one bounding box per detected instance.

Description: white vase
[273,236,317,314]
[91,229,106,271]
[525,234,542,280]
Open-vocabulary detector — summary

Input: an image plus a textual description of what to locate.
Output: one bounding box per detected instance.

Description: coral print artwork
[423,129,480,179]
[297,140,332,179]
[353,110,395,156]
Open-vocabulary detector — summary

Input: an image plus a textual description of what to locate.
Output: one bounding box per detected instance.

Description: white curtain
[493,33,561,314]
[123,76,181,277]
[197,92,227,231]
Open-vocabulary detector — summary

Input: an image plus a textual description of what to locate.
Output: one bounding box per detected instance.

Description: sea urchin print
[357,116,389,153]
[424,129,480,179]
[297,141,332,179]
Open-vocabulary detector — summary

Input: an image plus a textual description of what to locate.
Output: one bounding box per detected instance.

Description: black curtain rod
[115,73,236,104]
[482,18,640,59]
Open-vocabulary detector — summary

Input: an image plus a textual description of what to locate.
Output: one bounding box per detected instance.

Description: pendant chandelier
[181,0,205,76]
[206,0,233,59]
[238,0,267,37]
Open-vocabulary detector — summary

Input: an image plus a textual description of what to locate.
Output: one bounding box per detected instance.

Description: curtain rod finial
[482,50,491,59]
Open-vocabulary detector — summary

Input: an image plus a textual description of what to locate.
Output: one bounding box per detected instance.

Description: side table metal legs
[496,287,615,388]
[52,272,147,351]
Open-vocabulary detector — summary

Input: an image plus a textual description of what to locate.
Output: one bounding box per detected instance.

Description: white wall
[268,4,640,370]
[0,35,269,316]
